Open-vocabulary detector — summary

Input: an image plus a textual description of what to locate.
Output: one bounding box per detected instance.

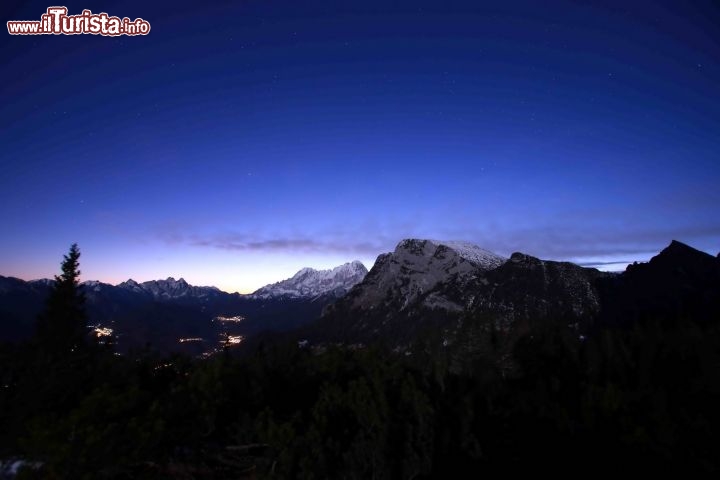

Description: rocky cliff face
[342,239,505,312]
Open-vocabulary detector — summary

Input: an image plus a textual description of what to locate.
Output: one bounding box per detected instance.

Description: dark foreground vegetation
[1,245,719,478]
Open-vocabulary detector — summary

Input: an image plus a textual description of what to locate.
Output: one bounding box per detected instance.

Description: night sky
[1,0,718,293]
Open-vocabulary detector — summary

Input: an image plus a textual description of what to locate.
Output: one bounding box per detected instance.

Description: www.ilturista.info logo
[7,7,150,36]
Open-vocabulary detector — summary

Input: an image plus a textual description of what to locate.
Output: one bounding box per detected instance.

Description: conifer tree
[36,243,88,356]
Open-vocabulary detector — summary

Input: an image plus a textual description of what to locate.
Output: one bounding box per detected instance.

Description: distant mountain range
[1,239,718,360]
[0,261,368,353]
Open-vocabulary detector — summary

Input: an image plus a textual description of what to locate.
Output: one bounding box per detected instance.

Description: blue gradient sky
[1,0,719,293]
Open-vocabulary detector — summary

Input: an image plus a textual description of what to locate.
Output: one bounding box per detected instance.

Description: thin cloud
[170,231,392,257]
[577,260,636,267]
[156,221,719,265]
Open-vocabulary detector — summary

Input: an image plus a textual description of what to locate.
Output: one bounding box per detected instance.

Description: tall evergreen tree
[36,243,88,356]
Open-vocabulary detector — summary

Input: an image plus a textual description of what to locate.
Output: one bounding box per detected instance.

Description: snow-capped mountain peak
[342,239,506,311]
[252,261,368,300]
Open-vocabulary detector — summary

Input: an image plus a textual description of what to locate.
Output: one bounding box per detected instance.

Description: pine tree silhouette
[36,243,88,357]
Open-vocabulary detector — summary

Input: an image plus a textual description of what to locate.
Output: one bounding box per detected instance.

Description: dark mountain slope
[597,240,720,326]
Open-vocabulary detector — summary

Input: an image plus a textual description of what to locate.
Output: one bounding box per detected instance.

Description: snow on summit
[346,239,507,311]
[426,240,506,269]
[252,261,368,299]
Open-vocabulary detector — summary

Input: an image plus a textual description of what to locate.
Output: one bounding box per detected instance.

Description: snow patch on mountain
[348,239,506,311]
[427,240,506,269]
[81,280,114,292]
[252,261,368,300]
